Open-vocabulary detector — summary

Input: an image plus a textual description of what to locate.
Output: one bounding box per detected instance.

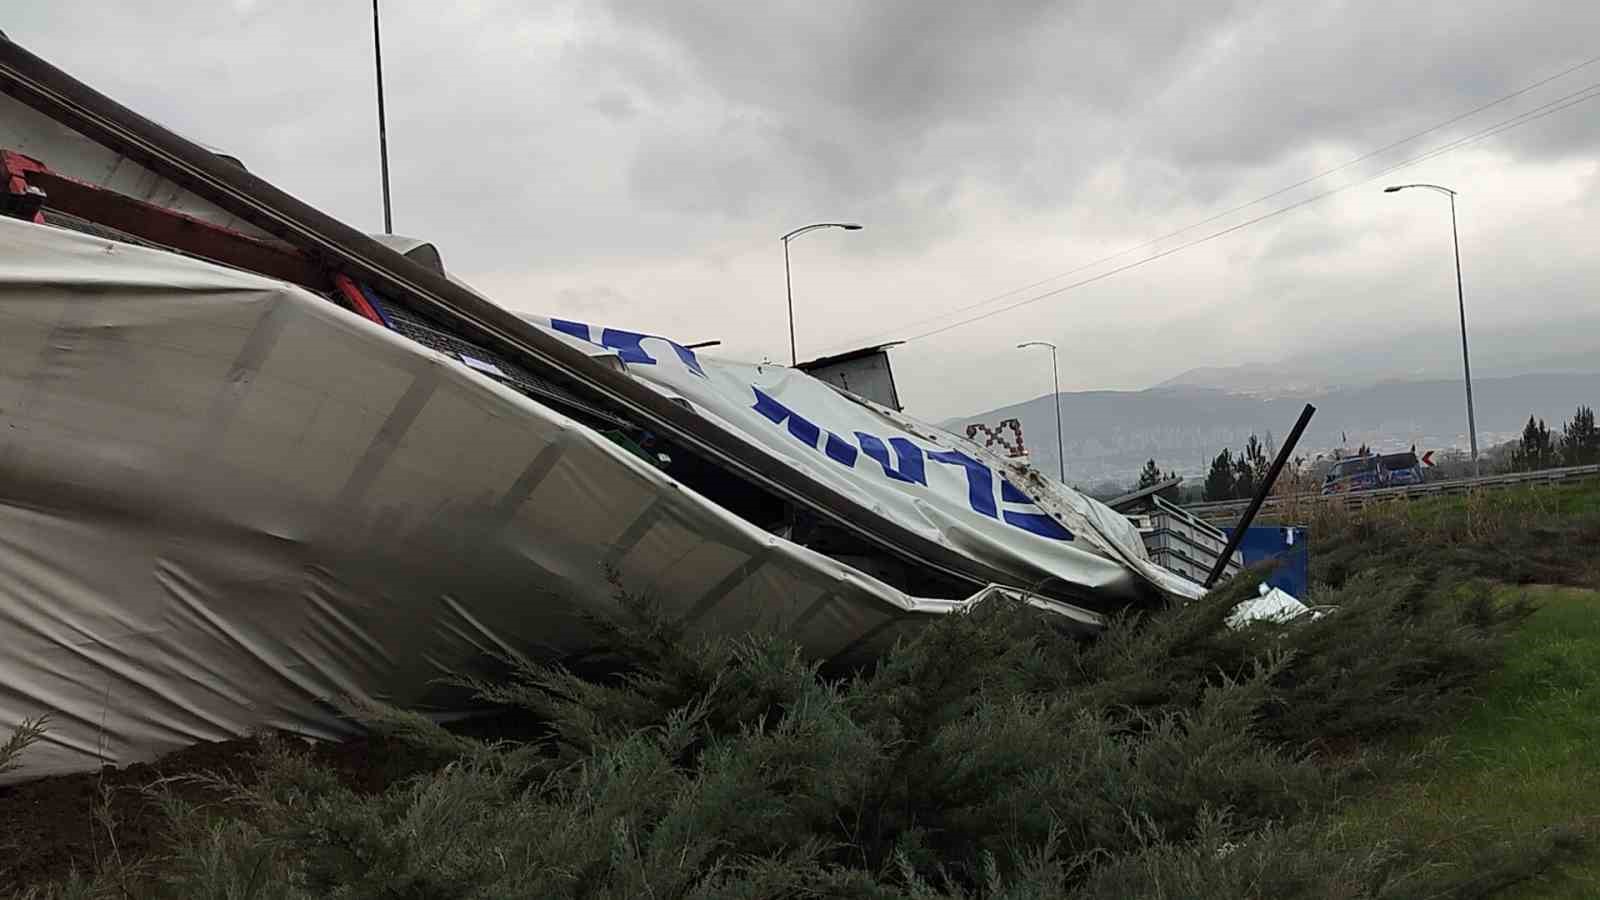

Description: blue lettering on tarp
[1000,480,1030,503]
[548,318,705,377]
[551,318,591,342]
[752,386,821,448]
[927,449,997,519]
[667,341,707,377]
[856,433,926,485]
[753,388,862,468]
[598,328,656,365]
[1001,478,1074,541]
[824,432,859,467]
[1003,510,1074,541]
[749,384,1071,541]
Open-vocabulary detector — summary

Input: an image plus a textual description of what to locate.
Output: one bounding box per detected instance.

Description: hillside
[949,372,1600,484]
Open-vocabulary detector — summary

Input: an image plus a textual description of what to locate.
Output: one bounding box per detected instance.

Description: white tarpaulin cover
[0,217,1182,782]
[519,314,1201,604]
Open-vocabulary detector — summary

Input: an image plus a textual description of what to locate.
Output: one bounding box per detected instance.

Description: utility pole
[1017,341,1066,482]
[372,0,393,233]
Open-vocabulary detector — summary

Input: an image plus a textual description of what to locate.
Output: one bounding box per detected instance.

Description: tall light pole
[782,222,862,365]
[372,0,393,233]
[1384,183,1478,477]
[1017,341,1065,482]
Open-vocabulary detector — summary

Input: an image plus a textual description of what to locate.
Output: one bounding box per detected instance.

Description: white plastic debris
[1227,583,1316,628]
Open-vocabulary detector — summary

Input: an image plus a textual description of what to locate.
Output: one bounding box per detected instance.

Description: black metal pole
[372,0,393,234]
[1449,193,1479,478]
[1050,346,1064,482]
[1203,403,1316,588]
[784,238,796,366]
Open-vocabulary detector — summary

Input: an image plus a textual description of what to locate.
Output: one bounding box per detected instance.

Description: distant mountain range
[1154,318,1600,399]
[946,316,1600,486]
[947,372,1600,486]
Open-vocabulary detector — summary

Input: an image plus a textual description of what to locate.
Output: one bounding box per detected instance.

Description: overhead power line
[893,80,1600,345]
[812,52,1600,353]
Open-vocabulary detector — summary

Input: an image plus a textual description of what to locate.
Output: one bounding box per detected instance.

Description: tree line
[1124,404,1597,506]
[1509,404,1598,472]
[1201,434,1272,502]
[1130,435,1277,505]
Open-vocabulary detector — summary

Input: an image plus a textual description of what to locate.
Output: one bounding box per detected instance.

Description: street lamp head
[781,221,863,364]
[1384,183,1455,196]
[782,221,864,242]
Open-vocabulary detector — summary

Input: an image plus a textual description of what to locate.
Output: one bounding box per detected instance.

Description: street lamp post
[372,0,393,234]
[1017,341,1065,482]
[1384,183,1479,478]
[782,223,862,365]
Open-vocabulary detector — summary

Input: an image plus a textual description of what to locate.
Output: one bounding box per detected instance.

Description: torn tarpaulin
[0,216,1115,782]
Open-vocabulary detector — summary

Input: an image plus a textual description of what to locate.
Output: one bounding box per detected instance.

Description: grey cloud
[595,0,1597,217]
[554,284,632,315]
[590,0,1222,221]
[587,92,639,120]
[1135,2,1600,172]
[5,0,1598,422]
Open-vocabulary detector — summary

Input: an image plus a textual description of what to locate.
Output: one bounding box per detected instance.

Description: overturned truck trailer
[0,36,1199,782]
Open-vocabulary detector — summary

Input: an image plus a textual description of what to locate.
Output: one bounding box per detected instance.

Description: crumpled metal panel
[0,217,1104,782]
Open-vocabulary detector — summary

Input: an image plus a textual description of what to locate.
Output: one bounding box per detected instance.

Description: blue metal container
[1223,525,1310,598]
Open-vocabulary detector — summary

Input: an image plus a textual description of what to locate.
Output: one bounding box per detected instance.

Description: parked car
[1378,451,1425,488]
[1321,455,1380,495]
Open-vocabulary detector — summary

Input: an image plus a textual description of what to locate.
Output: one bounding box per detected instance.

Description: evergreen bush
[14,560,1542,898]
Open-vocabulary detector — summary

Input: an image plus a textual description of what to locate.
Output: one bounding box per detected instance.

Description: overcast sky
[8,1,1600,419]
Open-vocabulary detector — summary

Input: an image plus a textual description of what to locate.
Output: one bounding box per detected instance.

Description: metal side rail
[1182,463,1600,523]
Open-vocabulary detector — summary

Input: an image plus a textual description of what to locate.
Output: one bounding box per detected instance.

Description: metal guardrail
[1182,463,1600,523]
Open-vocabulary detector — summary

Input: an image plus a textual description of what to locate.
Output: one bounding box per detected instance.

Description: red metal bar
[332,273,386,326]
[2,149,325,289]
[1,150,47,223]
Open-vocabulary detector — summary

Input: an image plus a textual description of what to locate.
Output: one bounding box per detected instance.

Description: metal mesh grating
[382,305,631,429]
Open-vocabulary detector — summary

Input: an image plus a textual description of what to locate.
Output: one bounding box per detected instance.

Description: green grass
[1307,478,1600,593]
[1334,585,1600,898]
[1408,476,1600,524]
